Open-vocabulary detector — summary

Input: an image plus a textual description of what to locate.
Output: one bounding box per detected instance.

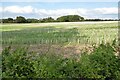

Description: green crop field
[1,21,118,44]
[1,21,118,53]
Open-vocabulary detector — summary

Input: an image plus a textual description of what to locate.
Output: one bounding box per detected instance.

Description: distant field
[1,21,118,53]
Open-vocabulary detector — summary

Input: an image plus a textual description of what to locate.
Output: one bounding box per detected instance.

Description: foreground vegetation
[2,43,120,79]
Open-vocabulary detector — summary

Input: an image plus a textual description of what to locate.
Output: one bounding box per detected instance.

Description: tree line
[1,15,118,23]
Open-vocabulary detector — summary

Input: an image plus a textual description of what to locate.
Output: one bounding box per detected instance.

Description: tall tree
[16,16,26,23]
[7,18,14,23]
[57,15,84,22]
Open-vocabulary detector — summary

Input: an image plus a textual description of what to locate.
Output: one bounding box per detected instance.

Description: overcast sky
[0,2,118,19]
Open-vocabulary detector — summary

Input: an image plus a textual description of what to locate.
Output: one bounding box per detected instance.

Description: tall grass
[2,22,118,46]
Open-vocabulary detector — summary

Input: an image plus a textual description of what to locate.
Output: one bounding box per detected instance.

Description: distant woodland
[1,15,118,23]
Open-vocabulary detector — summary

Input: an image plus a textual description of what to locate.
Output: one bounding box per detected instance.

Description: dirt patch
[26,44,94,58]
[2,44,119,58]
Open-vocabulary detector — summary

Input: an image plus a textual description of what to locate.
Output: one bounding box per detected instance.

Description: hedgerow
[1,43,120,79]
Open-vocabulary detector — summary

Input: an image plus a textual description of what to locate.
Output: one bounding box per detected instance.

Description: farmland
[1,21,118,52]
[1,21,120,79]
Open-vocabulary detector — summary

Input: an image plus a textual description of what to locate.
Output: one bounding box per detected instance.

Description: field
[1,21,118,53]
[1,21,120,79]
